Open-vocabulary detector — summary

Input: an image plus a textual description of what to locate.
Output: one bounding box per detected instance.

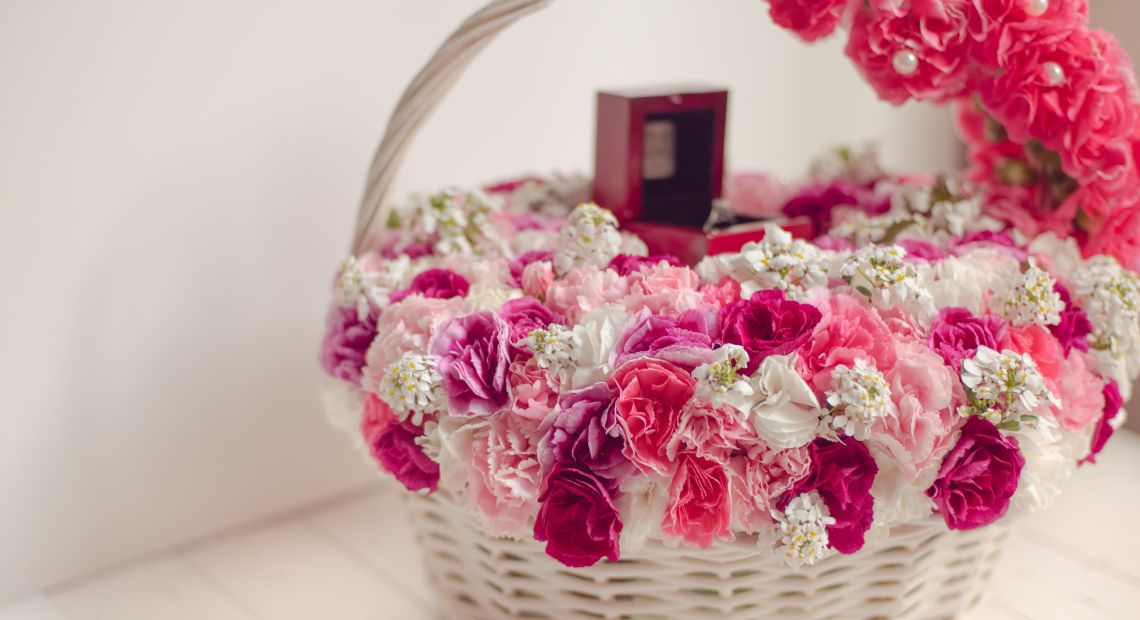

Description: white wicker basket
[407,491,1009,620]
[356,2,1014,618]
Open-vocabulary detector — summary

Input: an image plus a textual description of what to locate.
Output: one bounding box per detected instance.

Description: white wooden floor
[5,432,1140,620]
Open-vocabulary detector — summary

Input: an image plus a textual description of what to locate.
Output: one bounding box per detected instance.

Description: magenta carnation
[1050,282,1093,355]
[614,307,717,370]
[927,417,1025,530]
[498,296,564,358]
[539,382,633,482]
[927,307,1008,371]
[390,268,470,303]
[533,463,622,567]
[609,253,684,276]
[780,437,878,554]
[1083,380,1124,465]
[319,305,378,385]
[431,312,512,416]
[718,290,822,374]
[897,238,947,262]
[765,0,852,42]
[371,421,440,493]
[948,230,1029,261]
[781,181,888,237]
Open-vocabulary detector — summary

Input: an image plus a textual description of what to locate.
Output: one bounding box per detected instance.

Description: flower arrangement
[321,155,1136,569]
[319,0,1140,570]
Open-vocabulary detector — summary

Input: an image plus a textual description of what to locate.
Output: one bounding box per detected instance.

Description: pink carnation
[545,266,631,323]
[845,1,973,105]
[508,250,553,287]
[611,358,697,475]
[1083,205,1140,272]
[389,268,469,303]
[779,437,878,554]
[613,307,717,371]
[872,341,964,482]
[927,417,1024,530]
[466,413,544,536]
[625,263,704,316]
[1049,351,1106,432]
[927,307,1007,372]
[608,254,683,276]
[320,305,377,385]
[968,0,1088,69]
[662,453,732,548]
[765,0,852,43]
[1005,324,1065,386]
[798,293,896,392]
[725,171,788,218]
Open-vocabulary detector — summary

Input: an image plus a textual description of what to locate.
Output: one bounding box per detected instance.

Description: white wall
[0,0,956,600]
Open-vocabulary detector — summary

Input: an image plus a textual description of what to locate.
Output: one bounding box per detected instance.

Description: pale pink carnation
[508,358,560,422]
[546,266,632,323]
[700,276,742,310]
[1051,351,1107,432]
[871,341,964,482]
[667,401,759,464]
[625,263,704,316]
[727,444,811,532]
[521,260,555,300]
[360,297,466,392]
[466,413,544,536]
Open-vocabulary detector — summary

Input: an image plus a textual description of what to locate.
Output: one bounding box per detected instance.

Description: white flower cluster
[552,202,623,276]
[1072,256,1140,358]
[809,143,882,185]
[335,255,410,320]
[380,352,445,426]
[692,345,754,414]
[824,358,893,440]
[772,492,836,568]
[991,261,1063,327]
[500,172,591,218]
[400,188,505,256]
[521,325,576,378]
[841,245,931,313]
[728,226,829,297]
[959,346,1059,429]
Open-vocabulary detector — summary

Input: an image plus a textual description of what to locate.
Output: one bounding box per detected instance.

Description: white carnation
[748,354,825,449]
[692,345,755,414]
[569,304,628,388]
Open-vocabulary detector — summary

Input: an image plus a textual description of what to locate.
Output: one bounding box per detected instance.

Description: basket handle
[352,0,553,253]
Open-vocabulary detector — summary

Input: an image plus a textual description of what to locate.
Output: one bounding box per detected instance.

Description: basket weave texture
[408,491,1009,620]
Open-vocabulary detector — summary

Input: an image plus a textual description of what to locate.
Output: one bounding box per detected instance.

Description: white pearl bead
[892,50,919,76]
[1025,0,1049,17]
[1044,61,1065,86]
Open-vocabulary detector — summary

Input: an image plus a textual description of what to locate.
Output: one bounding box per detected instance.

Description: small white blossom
[692,345,755,414]
[553,202,622,276]
[334,255,399,320]
[728,225,829,297]
[828,211,898,246]
[840,245,930,313]
[380,352,445,425]
[824,358,893,440]
[809,143,882,185]
[991,261,1063,327]
[521,325,575,378]
[959,346,1059,429]
[1072,256,1140,358]
[772,492,836,568]
[398,188,506,257]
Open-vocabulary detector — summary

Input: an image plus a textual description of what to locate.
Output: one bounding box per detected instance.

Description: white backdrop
[0,0,958,601]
